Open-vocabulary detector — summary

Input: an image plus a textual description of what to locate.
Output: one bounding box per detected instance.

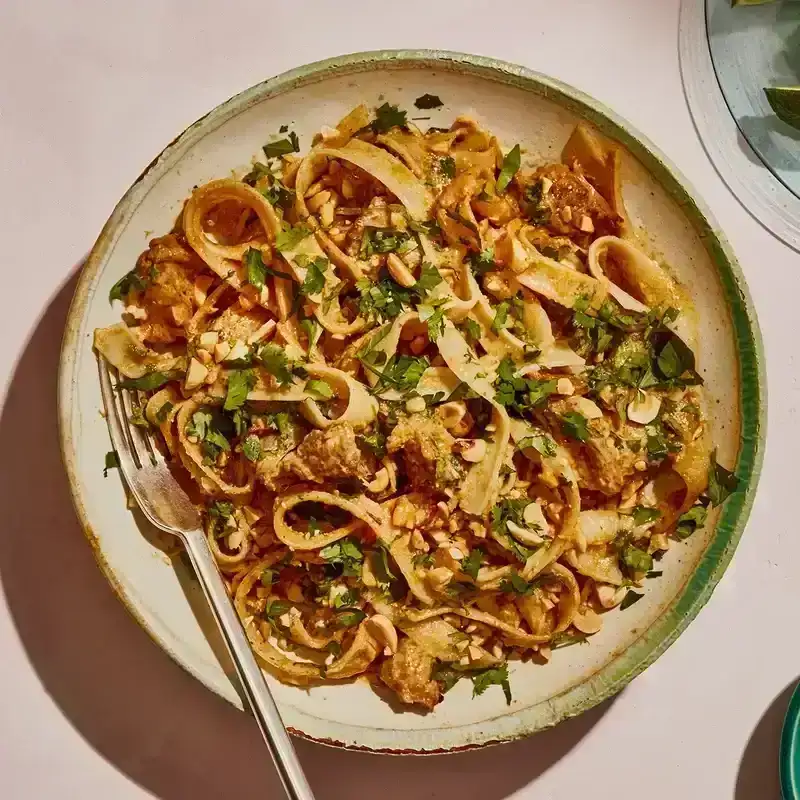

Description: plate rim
[57,48,766,753]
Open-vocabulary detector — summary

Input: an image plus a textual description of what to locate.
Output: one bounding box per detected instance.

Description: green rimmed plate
[782,684,800,798]
[57,50,765,753]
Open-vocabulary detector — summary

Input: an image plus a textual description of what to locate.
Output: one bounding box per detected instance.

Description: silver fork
[97,356,315,800]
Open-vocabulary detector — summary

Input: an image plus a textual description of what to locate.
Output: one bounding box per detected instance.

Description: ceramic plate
[58,50,765,753]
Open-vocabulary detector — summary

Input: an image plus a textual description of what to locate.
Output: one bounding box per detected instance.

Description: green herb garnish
[496,144,521,193]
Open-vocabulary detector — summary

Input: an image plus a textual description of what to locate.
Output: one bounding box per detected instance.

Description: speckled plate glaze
[58,50,765,753]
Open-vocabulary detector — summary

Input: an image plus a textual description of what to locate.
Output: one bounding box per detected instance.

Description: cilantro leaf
[242,435,262,462]
[460,549,483,580]
[414,94,444,109]
[491,302,510,333]
[360,227,411,257]
[560,411,590,443]
[471,664,512,705]
[371,103,407,133]
[275,223,311,252]
[264,599,291,621]
[320,538,364,577]
[433,662,462,693]
[361,353,429,395]
[357,429,386,460]
[155,401,174,424]
[418,303,446,342]
[706,451,740,506]
[621,544,653,575]
[263,133,299,159]
[244,247,291,289]
[438,156,456,179]
[412,262,443,299]
[299,256,328,296]
[357,275,411,321]
[224,369,256,411]
[109,268,147,304]
[468,246,496,277]
[490,500,536,562]
[496,144,521,193]
[462,318,482,344]
[242,161,271,186]
[335,608,366,628]
[675,502,708,539]
[261,182,295,211]
[517,433,557,458]
[256,343,294,386]
[117,371,182,391]
[632,506,662,526]
[620,590,643,610]
[103,450,119,477]
[499,571,541,596]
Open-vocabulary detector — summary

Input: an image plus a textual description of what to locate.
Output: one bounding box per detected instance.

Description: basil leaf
[335,608,366,628]
[674,502,708,540]
[496,144,521,193]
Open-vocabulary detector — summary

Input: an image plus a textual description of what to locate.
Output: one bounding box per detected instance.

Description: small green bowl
[781,685,800,798]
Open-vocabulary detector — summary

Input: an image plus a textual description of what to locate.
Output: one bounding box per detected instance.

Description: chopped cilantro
[360,227,411,257]
[223,369,256,411]
[109,268,147,304]
[117,371,182,391]
[706,451,740,506]
[674,502,708,540]
[517,433,557,458]
[264,599,291,621]
[260,568,275,587]
[468,246,496,277]
[438,156,456,179]
[632,506,661,526]
[155,401,174,424]
[262,132,299,159]
[462,318,482,344]
[370,103,407,133]
[499,571,543,596]
[129,404,150,428]
[471,664,512,705]
[242,435,262,462]
[261,182,295,211]
[418,302,446,341]
[103,450,119,477]
[298,256,328,296]
[494,357,557,413]
[356,275,411,322]
[412,262,443,299]
[357,429,387,460]
[414,94,444,109]
[620,590,643,610]
[319,538,363,577]
[256,343,294,386]
[491,301,510,334]
[361,353,429,396]
[242,161,271,186]
[244,247,291,289]
[490,500,536,562]
[275,223,311,252]
[460,548,483,580]
[621,544,653,575]
[560,411,590,443]
[496,144,521,193]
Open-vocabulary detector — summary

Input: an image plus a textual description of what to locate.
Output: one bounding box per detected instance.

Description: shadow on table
[735,680,796,800]
[0,271,613,800]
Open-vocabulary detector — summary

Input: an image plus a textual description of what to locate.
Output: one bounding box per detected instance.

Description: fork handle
[181,532,315,800]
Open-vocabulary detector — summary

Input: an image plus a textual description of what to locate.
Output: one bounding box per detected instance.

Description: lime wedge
[731,0,775,5]
[764,86,800,130]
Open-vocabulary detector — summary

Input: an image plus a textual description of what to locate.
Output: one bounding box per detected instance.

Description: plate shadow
[0,269,613,799]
